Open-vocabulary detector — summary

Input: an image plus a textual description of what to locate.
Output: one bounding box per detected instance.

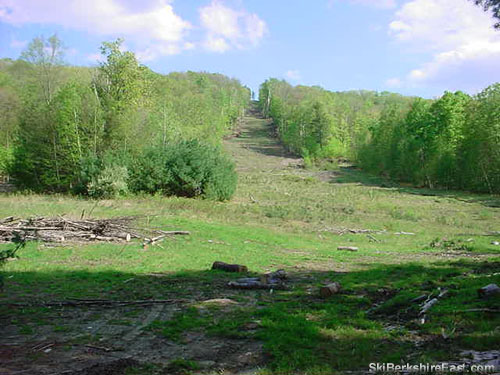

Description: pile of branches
[0,215,146,244]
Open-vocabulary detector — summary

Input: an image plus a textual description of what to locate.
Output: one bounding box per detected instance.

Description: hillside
[1,106,499,374]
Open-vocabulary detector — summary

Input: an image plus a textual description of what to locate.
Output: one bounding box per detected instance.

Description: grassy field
[1,111,499,374]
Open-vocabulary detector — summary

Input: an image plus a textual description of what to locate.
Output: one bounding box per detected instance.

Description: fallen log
[212,261,248,273]
[320,282,342,298]
[337,246,358,252]
[478,283,500,298]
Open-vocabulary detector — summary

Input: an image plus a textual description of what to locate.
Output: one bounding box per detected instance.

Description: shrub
[127,147,170,194]
[87,164,129,199]
[129,140,237,201]
[164,140,237,201]
[76,153,130,198]
[0,146,13,177]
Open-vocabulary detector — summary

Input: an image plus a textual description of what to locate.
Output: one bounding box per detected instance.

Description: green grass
[1,114,499,374]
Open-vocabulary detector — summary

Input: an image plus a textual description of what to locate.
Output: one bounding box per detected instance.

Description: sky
[0,0,498,98]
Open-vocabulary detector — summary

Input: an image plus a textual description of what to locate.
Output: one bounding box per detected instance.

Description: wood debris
[228,269,288,290]
[0,215,189,245]
[321,227,386,235]
[320,282,342,298]
[337,246,358,252]
[2,298,189,308]
[419,288,448,324]
[212,261,248,273]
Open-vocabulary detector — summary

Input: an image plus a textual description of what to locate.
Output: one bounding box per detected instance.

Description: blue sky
[1,0,499,98]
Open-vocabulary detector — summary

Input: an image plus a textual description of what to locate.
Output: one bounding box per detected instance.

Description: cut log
[320,282,342,298]
[212,261,248,273]
[478,283,500,298]
[260,269,287,284]
[337,246,358,252]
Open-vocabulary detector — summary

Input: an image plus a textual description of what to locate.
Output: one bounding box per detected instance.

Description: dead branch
[337,246,358,252]
[2,298,189,308]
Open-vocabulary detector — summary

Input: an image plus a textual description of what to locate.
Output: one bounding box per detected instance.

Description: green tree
[20,34,64,104]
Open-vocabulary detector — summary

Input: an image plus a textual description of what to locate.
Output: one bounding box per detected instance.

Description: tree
[94,39,151,150]
[473,0,500,28]
[20,34,64,104]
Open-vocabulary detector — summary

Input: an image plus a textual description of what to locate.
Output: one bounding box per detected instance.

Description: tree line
[0,36,249,199]
[259,79,500,193]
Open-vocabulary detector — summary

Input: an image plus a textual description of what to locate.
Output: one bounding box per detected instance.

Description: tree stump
[320,282,342,298]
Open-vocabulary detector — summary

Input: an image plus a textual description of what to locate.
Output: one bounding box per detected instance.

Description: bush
[0,146,13,177]
[75,153,129,198]
[127,147,170,194]
[87,164,129,199]
[129,140,237,201]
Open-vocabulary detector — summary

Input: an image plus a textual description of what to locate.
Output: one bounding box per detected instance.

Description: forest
[259,79,500,193]
[2,35,499,196]
[0,37,248,200]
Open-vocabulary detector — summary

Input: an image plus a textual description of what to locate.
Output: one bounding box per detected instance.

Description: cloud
[0,0,191,59]
[329,0,397,9]
[387,0,500,92]
[199,1,267,52]
[285,70,301,81]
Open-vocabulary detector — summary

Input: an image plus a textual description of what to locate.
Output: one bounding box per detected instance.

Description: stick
[444,308,500,314]
[0,226,61,231]
[2,298,189,307]
[156,230,190,235]
[337,246,358,252]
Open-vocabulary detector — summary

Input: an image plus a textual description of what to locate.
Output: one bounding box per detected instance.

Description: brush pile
[0,216,146,243]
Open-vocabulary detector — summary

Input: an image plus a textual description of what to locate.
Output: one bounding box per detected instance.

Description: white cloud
[0,0,191,58]
[387,0,500,92]
[199,1,267,52]
[285,69,301,81]
[329,0,397,9]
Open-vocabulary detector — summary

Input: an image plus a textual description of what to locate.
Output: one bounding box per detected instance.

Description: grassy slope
[1,110,499,374]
